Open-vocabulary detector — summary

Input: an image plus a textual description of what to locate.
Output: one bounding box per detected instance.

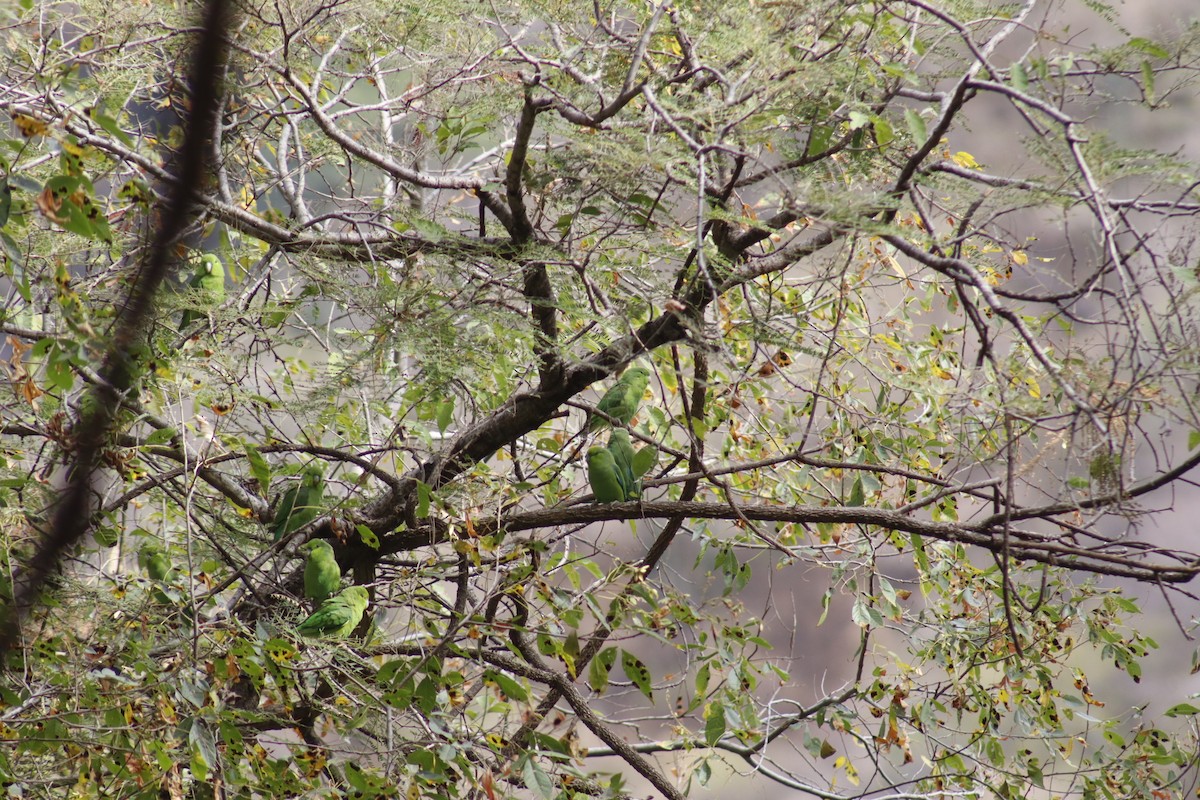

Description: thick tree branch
[469,501,1200,583]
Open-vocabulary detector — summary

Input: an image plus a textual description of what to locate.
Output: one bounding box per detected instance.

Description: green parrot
[587,446,625,503]
[138,542,174,582]
[607,429,639,500]
[302,539,341,605]
[589,366,651,432]
[273,463,325,541]
[297,585,370,638]
[179,253,226,330]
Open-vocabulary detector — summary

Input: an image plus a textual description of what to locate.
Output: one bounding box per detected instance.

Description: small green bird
[587,446,625,503]
[273,463,325,541]
[297,585,370,638]
[589,366,651,431]
[302,539,341,605]
[138,542,174,582]
[179,253,226,330]
[607,429,639,501]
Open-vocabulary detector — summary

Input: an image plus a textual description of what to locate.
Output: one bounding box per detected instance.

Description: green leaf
[344,761,369,792]
[243,444,271,493]
[93,526,119,547]
[1188,430,1200,451]
[1128,37,1169,59]
[878,576,897,605]
[912,534,929,574]
[35,339,76,392]
[621,649,653,700]
[589,647,616,694]
[817,588,832,626]
[1164,703,1200,717]
[410,217,446,242]
[806,124,833,156]
[704,702,726,745]
[435,398,454,434]
[189,719,217,782]
[871,116,894,147]
[1027,762,1046,791]
[0,230,23,271]
[356,524,380,550]
[42,175,111,243]
[1010,62,1028,92]
[144,428,176,446]
[851,596,883,629]
[847,476,864,507]
[416,481,432,518]
[91,110,134,148]
[695,660,711,697]
[522,756,555,800]
[484,669,528,702]
[1141,60,1155,105]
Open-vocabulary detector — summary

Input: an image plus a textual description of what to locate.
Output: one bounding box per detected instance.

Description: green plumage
[273,463,325,541]
[302,539,341,605]
[180,253,226,329]
[138,543,173,582]
[607,429,639,500]
[589,367,651,431]
[297,585,370,638]
[587,446,625,503]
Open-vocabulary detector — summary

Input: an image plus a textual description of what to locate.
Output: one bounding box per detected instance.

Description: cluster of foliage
[2,0,1200,797]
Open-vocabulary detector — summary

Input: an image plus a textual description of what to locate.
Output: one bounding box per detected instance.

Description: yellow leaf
[950,151,981,169]
[14,114,48,137]
[834,755,861,785]
[1011,249,1028,265]
[1025,377,1041,399]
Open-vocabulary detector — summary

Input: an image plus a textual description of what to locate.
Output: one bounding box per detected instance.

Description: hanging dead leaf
[36,185,68,224]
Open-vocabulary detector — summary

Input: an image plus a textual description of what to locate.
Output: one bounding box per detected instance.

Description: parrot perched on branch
[297,585,370,638]
[587,446,625,503]
[607,429,639,501]
[273,463,325,541]
[302,539,341,605]
[138,542,174,582]
[137,542,179,604]
[179,253,226,330]
[589,366,650,432]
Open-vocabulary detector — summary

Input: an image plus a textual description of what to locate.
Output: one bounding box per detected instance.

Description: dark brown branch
[359,305,700,532]
[977,445,1200,530]
[505,90,551,244]
[471,501,1200,584]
